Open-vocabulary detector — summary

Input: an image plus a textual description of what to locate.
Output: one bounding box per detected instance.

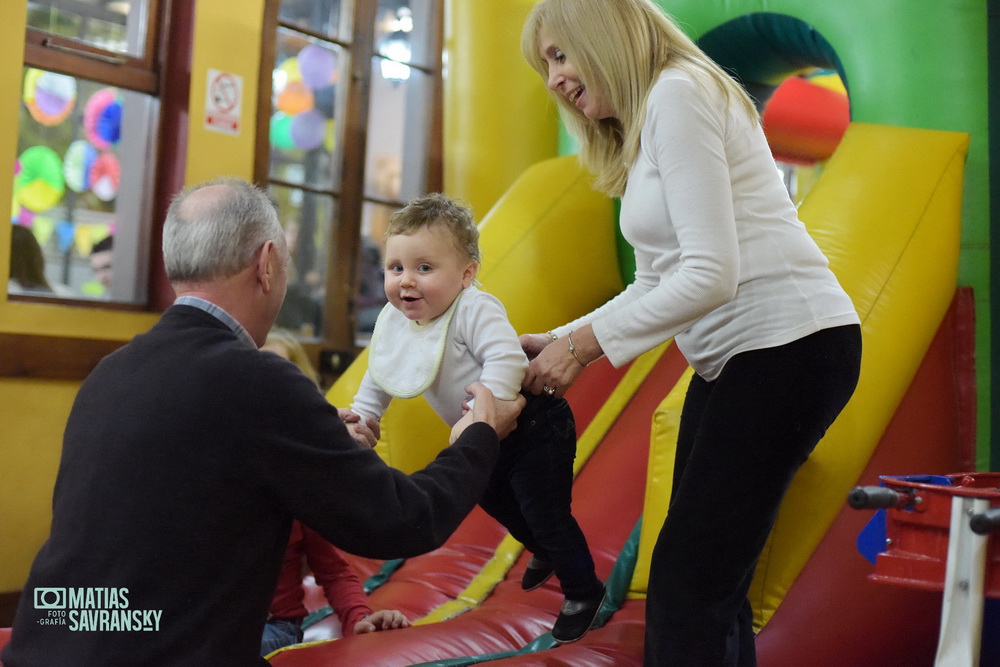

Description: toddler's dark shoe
[521,556,555,591]
[551,584,606,644]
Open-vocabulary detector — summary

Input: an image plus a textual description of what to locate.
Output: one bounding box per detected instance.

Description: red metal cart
[849,473,1000,666]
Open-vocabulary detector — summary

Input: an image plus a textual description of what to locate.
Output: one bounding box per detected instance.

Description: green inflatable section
[570,0,991,464]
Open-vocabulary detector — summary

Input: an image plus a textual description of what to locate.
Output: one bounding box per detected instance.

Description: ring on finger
[543,385,556,396]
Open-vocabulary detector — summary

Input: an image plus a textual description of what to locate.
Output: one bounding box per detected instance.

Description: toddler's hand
[520,332,553,360]
[338,409,381,448]
[353,609,409,634]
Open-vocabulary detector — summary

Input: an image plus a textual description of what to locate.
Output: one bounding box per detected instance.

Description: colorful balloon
[15,146,65,213]
[290,110,326,151]
[323,118,337,153]
[63,140,99,193]
[276,57,302,90]
[276,80,314,116]
[270,112,296,150]
[805,69,848,96]
[89,152,121,202]
[84,88,123,150]
[23,69,77,126]
[298,44,337,89]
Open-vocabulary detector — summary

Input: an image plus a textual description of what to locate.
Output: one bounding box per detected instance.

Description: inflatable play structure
[265,119,969,665]
[263,0,990,664]
[0,1,986,665]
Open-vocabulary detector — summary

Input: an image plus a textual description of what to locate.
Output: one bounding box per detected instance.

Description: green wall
[659,0,992,465]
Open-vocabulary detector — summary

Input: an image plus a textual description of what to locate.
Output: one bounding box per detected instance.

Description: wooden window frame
[23,0,164,92]
[254,0,443,381]
[2,0,192,381]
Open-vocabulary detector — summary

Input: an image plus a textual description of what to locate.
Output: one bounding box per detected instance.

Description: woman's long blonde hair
[521,0,758,197]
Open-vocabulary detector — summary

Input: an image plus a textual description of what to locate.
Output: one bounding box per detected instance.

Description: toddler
[350,194,605,644]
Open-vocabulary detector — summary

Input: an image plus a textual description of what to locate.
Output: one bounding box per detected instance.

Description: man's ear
[257,240,276,292]
[462,261,479,289]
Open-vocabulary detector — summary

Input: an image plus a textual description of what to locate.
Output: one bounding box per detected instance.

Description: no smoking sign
[204,69,243,135]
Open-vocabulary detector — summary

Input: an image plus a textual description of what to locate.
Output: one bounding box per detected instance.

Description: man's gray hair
[163,177,283,282]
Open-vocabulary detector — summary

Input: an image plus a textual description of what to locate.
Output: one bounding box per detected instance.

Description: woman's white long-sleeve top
[554,68,859,381]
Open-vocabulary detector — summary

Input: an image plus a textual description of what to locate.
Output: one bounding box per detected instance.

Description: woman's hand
[353,609,410,634]
[522,338,584,398]
[521,325,602,398]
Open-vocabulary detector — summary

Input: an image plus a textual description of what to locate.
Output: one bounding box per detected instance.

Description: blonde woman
[519,1,861,665]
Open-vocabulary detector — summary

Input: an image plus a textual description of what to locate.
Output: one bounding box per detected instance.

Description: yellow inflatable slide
[308,121,969,666]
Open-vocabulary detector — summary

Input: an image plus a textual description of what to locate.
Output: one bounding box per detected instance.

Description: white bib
[368,291,464,399]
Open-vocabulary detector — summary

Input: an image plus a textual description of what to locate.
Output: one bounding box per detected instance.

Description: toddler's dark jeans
[479,392,603,601]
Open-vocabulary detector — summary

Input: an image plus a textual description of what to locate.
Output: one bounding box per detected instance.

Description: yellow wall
[0,2,265,593]
[444,0,559,218]
[1,0,555,595]
[0,6,23,296]
[0,2,164,595]
[185,1,266,184]
[0,379,78,592]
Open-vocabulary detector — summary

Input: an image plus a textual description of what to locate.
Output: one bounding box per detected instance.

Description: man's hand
[461,382,524,441]
[338,409,381,448]
[353,609,409,634]
[449,411,475,444]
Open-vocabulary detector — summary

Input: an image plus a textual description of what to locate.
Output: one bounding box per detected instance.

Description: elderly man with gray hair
[3,177,523,667]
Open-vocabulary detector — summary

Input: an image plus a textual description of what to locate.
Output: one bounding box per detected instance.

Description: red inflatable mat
[271,345,689,666]
[299,356,633,641]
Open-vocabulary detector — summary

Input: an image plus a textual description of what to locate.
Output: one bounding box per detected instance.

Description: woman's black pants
[644,324,862,666]
[479,393,603,601]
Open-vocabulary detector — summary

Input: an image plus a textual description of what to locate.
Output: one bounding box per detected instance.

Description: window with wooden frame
[1,0,192,383]
[10,0,187,309]
[255,0,443,380]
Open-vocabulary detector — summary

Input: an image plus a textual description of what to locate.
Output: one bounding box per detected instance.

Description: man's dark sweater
[3,306,499,666]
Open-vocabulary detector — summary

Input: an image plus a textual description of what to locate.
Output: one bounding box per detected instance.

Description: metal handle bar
[847,485,915,510]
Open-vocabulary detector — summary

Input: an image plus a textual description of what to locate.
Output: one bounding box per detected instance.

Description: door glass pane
[269,184,336,338]
[269,29,343,191]
[10,67,153,303]
[365,58,430,203]
[27,0,150,58]
[356,200,392,341]
[279,0,349,41]
[375,0,433,67]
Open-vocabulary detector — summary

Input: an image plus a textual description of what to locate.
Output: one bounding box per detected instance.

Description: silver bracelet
[567,330,589,367]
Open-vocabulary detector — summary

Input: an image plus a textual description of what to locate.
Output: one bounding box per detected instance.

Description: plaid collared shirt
[173,296,257,350]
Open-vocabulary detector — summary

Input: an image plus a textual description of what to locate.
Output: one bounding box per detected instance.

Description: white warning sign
[204,69,243,135]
